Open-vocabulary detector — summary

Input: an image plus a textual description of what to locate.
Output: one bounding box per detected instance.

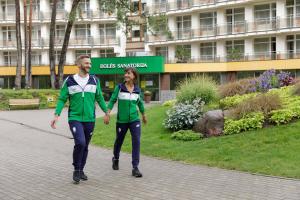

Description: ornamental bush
[224,112,265,135]
[171,130,203,141]
[163,98,204,131]
[176,75,218,104]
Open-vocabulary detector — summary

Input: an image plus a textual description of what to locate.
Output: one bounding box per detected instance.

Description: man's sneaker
[132,168,143,178]
[112,157,119,170]
[73,170,81,184]
[80,171,88,181]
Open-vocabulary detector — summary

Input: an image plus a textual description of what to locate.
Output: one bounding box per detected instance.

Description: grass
[92,105,300,179]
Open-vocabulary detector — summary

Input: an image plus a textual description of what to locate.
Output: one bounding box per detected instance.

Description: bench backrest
[9,99,40,105]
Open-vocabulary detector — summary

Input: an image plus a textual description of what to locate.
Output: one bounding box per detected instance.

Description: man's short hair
[76,55,90,65]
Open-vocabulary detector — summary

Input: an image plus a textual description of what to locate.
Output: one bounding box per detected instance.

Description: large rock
[193,110,224,137]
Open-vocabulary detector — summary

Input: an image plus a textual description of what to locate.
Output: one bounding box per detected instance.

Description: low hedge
[0,89,60,110]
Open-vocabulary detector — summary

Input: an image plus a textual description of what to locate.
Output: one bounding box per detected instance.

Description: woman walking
[107,67,147,178]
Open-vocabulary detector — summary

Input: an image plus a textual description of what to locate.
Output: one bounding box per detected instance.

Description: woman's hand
[103,113,110,125]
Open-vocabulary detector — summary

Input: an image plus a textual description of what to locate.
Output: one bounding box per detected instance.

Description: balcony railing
[146,17,300,43]
[166,52,300,63]
[147,0,241,14]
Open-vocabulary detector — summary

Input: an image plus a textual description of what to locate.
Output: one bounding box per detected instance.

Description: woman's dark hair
[124,67,138,83]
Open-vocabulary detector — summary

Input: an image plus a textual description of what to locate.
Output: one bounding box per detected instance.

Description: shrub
[219,93,257,109]
[163,98,204,131]
[292,83,300,96]
[162,99,177,107]
[176,75,218,104]
[229,93,282,119]
[269,109,295,125]
[224,112,264,135]
[218,78,255,98]
[171,130,203,141]
[278,71,294,87]
[250,70,294,92]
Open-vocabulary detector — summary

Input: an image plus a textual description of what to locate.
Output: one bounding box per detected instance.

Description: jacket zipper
[128,92,131,122]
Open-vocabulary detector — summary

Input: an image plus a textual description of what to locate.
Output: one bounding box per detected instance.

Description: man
[51,55,109,184]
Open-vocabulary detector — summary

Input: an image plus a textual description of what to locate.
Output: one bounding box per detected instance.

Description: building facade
[1,0,300,101]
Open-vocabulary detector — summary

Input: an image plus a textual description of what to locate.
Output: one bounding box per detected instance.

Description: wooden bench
[9,99,40,110]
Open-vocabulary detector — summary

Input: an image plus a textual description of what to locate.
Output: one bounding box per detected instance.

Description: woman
[107,67,147,178]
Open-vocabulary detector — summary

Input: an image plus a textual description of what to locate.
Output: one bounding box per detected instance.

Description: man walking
[51,55,109,184]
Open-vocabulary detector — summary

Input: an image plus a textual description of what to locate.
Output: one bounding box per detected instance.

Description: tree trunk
[14,0,22,90]
[23,0,29,89]
[57,0,81,87]
[49,0,58,89]
[26,0,33,88]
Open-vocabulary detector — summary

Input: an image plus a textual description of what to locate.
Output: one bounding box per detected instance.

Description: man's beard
[81,66,90,74]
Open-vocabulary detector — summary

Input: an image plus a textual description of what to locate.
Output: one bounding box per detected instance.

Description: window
[55,25,65,38]
[254,37,276,59]
[199,12,216,36]
[286,35,300,58]
[226,8,245,33]
[200,12,217,27]
[155,47,168,62]
[200,42,216,61]
[75,50,91,58]
[1,0,15,19]
[99,49,116,58]
[78,0,90,11]
[3,51,17,66]
[99,24,116,44]
[75,24,91,38]
[226,40,244,61]
[50,0,64,10]
[133,30,140,38]
[54,51,61,64]
[254,3,276,20]
[176,15,191,39]
[2,26,16,41]
[175,45,191,62]
[31,52,42,65]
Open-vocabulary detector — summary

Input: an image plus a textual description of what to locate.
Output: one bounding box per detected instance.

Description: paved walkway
[0,108,299,200]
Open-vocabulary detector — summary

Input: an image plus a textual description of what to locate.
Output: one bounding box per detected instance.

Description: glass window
[75,50,91,58]
[200,42,216,60]
[3,51,17,66]
[155,46,168,62]
[99,49,116,57]
[75,24,91,38]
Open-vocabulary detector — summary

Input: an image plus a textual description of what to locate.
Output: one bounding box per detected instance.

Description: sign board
[91,56,164,75]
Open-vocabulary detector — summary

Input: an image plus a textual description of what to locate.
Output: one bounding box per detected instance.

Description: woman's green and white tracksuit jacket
[55,75,107,122]
[108,83,145,123]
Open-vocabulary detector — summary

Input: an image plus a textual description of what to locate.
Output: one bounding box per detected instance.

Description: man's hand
[103,113,110,125]
[142,114,147,125]
[51,115,59,129]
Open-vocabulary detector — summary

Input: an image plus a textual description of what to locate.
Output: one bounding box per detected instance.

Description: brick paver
[0,108,299,200]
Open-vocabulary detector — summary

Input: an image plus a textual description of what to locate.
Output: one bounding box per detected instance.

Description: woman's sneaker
[112,157,119,170]
[132,168,143,178]
[80,171,88,181]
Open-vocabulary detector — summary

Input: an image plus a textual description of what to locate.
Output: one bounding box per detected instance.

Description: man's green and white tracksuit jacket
[55,75,107,122]
[108,83,145,123]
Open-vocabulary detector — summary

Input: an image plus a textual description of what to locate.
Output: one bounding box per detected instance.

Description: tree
[49,0,58,89]
[26,0,33,88]
[57,0,81,87]
[23,0,29,88]
[14,0,22,89]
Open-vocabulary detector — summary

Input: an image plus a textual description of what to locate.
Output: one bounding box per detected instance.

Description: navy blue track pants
[68,121,95,171]
[113,121,141,168]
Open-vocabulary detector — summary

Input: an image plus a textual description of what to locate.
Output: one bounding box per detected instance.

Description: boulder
[193,110,224,137]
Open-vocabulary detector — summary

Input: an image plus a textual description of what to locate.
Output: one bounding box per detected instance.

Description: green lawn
[92,105,300,179]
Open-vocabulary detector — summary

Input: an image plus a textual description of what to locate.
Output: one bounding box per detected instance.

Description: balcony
[165,52,299,64]
[146,17,300,43]
[147,0,240,14]
[52,36,118,47]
